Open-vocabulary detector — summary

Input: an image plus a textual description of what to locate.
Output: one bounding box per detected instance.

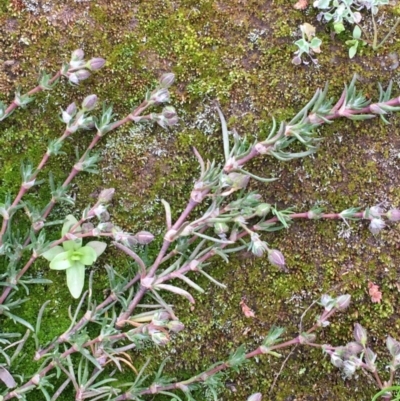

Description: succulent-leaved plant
[42,215,107,298]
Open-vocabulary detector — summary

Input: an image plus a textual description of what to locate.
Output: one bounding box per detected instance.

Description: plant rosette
[42,215,107,298]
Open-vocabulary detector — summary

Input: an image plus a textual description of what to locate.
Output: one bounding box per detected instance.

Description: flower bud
[214,222,229,235]
[93,204,107,218]
[151,331,169,346]
[68,73,79,85]
[167,320,185,333]
[150,88,170,103]
[135,231,155,245]
[386,336,400,357]
[86,57,106,71]
[82,222,95,233]
[268,249,286,270]
[97,222,114,232]
[353,323,367,346]
[82,94,98,111]
[387,209,400,222]
[71,49,85,61]
[66,102,77,116]
[62,110,73,124]
[226,172,250,190]
[159,73,175,89]
[369,218,385,235]
[345,341,363,356]
[343,360,357,378]
[369,205,384,218]
[251,238,268,257]
[98,188,115,203]
[364,347,377,372]
[75,69,91,81]
[162,106,177,119]
[255,203,271,217]
[335,294,351,310]
[247,393,262,401]
[329,351,343,368]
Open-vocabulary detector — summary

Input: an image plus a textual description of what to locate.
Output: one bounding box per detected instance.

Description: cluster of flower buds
[324,322,381,379]
[61,94,98,133]
[150,106,179,128]
[147,73,175,104]
[63,49,105,85]
[112,227,155,247]
[136,311,185,346]
[221,172,250,196]
[319,294,351,313]
[362,204,400,235]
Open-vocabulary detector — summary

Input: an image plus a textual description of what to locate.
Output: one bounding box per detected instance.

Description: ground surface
[0,0,400,400]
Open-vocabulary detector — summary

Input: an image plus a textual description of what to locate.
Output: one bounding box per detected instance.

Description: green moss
[1,0,400,399]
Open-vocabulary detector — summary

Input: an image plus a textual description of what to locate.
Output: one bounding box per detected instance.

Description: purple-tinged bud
[345,341,363,356]
[97,222,114,232]
[71,49,85,61]
[251,238,268,257]
[150,331,169,346]
[369,205,384,218]
[86,57,106,71]
[342,360,357,378]
[353,323,367,346]
[226,172,250,190]
[159,73,175,89]
[98,188,115,203]
[92,204,107,218]
[370,104,386,115]
[82,94,98,111]
[247,393,262,401]
[335,294,351,310]
[150,88,170,103]
[329,352,343,368]
[386,336,400,357]
[66,102,77,116]
[364,348,377,372]
[135,231,155,245]
[255,203,271,217]
[387,209,400,222]
[369,218,385,235]
[162,106,177,119]
[154,311,170,321]
[268,249,286,270]
[99,210,110,222]
[82,222,95,233]
[167,320,185,333]
[62,110,73,124]
[68,73,79,85]
[75,69,91,81]
[292,55,302,65]
[214,222,229,235]
[320,294,335,311]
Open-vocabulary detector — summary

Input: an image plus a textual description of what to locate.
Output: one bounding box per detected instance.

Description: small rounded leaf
[86,241,107,258]
[41,246,64,261]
